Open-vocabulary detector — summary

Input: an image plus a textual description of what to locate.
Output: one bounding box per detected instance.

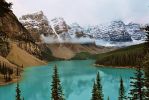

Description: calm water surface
[0,60,135,100]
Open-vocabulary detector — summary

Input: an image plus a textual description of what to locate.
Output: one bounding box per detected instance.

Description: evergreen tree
[96,72,104,100]
[144,25,149,52]
[129,67,145,100]
[16,66,19,76]
[118,78,127,100]
[107,96,110,100]
[143,53,149,99]
[0,0,12,16]
[91,72,104,100]
[91,81,100,100]
[51,65,65,100]
[58,85,65,100]
[143,25,149,99]
[16,82,21,100]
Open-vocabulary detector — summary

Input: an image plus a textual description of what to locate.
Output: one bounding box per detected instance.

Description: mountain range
[19,11,146,47]
[0,3,148,85]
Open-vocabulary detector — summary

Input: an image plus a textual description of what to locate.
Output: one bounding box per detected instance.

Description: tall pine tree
[91,81,100,100]
[129,67,145,100]
[143,25,149,99]
[96,72,104,100]
[16,82,21,100]
[0,0,12,16]
[51,65,65,100]
[107,96,110,100]
[91,72,104,100]
[118,78,127,100]
[144,25,149,52]
[58,85,65,100]
[143,53,149,99]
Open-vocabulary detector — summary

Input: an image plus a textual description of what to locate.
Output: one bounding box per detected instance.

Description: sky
[7,0,149,26]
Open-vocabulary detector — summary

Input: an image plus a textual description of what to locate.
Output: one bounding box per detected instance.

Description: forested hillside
[94,44,145,67]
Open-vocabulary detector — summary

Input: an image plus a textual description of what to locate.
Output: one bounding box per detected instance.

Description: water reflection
[0,60,134,100]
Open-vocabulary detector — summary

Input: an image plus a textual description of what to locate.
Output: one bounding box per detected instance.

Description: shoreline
[0,62,48,86]
[0,76,21,86]
[93,64,135,69]
[0,60,136,86]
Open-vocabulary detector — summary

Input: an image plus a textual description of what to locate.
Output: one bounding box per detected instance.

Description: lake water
[0,60,135,100]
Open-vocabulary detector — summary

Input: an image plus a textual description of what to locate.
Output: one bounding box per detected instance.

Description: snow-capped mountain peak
[19,11,147,46]
[50,17,68,34]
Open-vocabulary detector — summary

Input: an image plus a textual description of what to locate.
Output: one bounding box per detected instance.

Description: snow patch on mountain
[19,11,147,47]
[95,39,145,47]
[19,11,53,37]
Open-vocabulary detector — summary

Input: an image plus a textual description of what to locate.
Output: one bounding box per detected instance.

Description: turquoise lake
[0,60,135,100]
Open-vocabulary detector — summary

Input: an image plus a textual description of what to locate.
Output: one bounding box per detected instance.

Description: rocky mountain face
[49,17,71,41]
[19,11,147,46]
[126,23,146,40]
[50,17,68,34]
[108,21,132,42]
[19,11,53,41]
[0,11,34,42]
[84,21,146,42]
[0,9,55,63]
[0,3,47,84]
[0,7,37,59]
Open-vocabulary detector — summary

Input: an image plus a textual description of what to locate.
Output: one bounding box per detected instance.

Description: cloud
[7,0,149,25]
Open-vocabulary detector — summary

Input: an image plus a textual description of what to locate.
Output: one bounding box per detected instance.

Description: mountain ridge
[19,11,146,47]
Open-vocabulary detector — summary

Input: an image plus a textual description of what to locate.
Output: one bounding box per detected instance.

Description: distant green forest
[72,43,146,67]
[94,44,145,66]
[71,52,92,60]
